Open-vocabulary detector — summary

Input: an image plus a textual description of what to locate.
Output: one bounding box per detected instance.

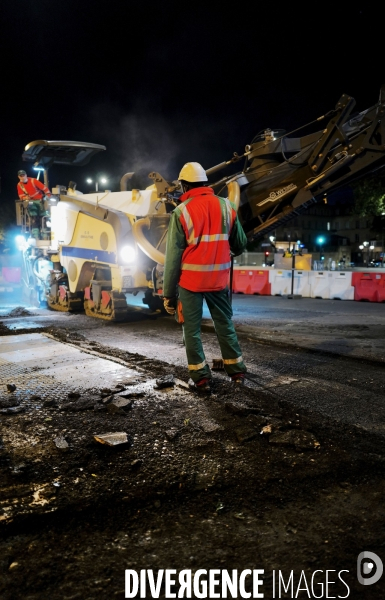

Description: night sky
[0,1,382,220]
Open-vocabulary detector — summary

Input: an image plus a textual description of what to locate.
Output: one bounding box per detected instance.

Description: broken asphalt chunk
[0,406,24,415]
[94,432,129,446]
[43,398,57,408]
[165,428,179,441]
[61,395,100,412]
[234,426,259,443]
[155,374,175,389]
[199,419,222,434]
[102,395,114,404]
[54,437,69,452]
[175,378,190,389]
[100,388,113,396]
[103,392,144,404]
[106,396,133,413]
[247,414,267,427]
[6,384,16,392]
[120,391,144,399]
[225,402,252,416]
[269,429,320,450]
[0,397,21,409]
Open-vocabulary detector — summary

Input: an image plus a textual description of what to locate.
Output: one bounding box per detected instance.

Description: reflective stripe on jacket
[163,186,247,294]
[17,177,51,200]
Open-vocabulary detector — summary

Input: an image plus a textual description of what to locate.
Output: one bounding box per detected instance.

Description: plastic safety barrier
[269,270,310,297]
[1,267,21,284]
[310,271,354,300]
[234,267,385,301]
[232,267,253,294]
[269,270,291,296]
[329,271,354,300]
[310,271,332,299]
[377,273,385,302]
[292,270,311,297]
[232,267,271,295]
[250,268,271,295]
[352,272,382,302]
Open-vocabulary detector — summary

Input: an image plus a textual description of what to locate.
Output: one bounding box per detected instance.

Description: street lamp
[86,176,108,192]
[358,245,364,266]
[316,236,325,260]
[370,244,375,265]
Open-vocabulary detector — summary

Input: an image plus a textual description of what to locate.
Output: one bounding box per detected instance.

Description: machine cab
[16,140,106,238]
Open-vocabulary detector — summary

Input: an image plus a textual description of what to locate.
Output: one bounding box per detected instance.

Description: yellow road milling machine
[16,87,385,320]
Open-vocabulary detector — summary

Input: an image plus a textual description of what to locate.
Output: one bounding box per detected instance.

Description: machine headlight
[15,234,27,251]
[120,245,136,263]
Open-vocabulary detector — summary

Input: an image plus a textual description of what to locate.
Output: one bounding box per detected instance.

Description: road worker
[17,170,51,201]
[163,162,247,394]
[17,170,51,236]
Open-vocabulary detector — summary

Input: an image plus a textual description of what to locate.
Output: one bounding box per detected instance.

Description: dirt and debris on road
[1,307,385,599]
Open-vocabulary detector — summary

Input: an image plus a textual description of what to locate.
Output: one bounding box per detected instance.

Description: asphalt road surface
[1,293,385,599]
[1,293,385,435]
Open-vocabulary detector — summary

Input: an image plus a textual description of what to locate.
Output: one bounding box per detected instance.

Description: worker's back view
[163,162,247,394]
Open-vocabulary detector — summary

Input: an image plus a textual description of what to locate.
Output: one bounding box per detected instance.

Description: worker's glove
[163,297,176,315]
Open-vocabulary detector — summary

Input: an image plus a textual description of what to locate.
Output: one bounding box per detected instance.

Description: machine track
[84,290,128,321]
[47,293,83,313]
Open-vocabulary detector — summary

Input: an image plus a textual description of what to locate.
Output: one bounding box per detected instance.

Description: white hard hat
[178,162,208,183]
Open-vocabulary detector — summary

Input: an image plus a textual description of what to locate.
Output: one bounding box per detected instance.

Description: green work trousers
[26,200,45,217]
[177,285,247,383]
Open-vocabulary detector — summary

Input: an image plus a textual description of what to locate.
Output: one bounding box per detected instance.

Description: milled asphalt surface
[3,290,384,363]
[1,290,384,441]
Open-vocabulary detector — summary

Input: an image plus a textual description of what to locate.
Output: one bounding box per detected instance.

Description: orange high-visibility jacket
[163,187,247,295]
[17,177,51,200]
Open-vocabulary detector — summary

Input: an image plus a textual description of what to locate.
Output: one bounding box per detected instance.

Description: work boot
[189,378,212,395]
[231,373,245,385]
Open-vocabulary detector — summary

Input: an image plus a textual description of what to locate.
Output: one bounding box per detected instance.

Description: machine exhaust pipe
[132,217,166,265]
[120,172,135,191]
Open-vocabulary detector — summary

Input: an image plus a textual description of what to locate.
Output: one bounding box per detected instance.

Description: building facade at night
[273,203,384,267]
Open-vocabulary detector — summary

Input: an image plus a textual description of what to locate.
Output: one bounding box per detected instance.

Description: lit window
[327,222,330,231]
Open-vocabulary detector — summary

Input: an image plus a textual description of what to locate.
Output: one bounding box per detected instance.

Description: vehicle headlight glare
[15,235,27,250]
[120,245,136,263]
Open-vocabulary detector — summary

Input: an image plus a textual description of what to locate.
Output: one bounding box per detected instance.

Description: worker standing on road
[163,162,247,394]
[17,170,51,237]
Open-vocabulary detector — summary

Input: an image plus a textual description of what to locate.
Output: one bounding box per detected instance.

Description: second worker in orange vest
[17,170,51,201]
